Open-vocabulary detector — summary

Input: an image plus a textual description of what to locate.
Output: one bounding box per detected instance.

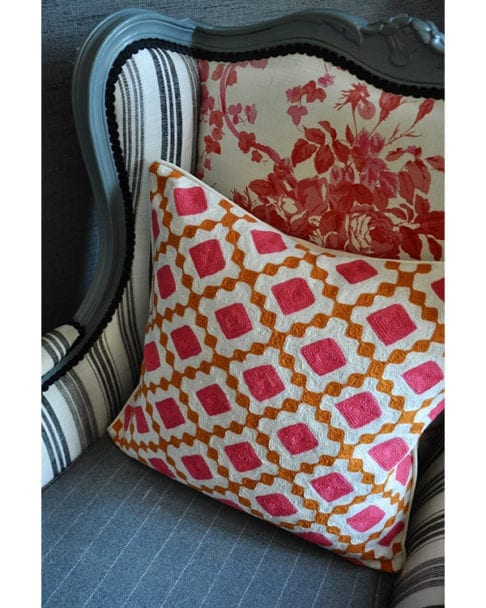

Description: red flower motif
[200,84,214,114]
[245,104,257,124]
[238,131,256,153]
[336,83,376,119]
[378,91,402,122]
[336,204,400,258]
[318,73,335,87]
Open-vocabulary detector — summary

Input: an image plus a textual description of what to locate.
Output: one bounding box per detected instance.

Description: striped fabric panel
[42,324,81,376]
[42,434,395,608]
[390,431,444,608]
[41,48,200,488]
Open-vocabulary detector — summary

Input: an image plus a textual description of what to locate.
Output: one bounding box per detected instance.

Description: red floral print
[197,58,444,261]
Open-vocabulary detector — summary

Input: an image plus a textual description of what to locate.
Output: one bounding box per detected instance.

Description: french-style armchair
[42,8,444,607]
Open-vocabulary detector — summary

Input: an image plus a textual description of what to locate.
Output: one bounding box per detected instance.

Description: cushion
[108,160,444,573]
[196,55,444,262]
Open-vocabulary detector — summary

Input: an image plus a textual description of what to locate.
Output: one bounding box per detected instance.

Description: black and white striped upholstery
[41,324,82,376]
[391,430,444,607]
[41,47,200,487]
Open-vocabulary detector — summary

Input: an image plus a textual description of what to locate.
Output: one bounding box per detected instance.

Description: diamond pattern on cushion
[156,264,177,299]
[224,442,262,472]
[301,338,346,376]
[402,360,444,394]
[215,302,253,339]
[311,472,353,502]
[181,454,213,480]
[367,304,417,345]
[148,457,175,477]
[369,438,409,471]
[251,229,288,254]
[256,493,298,517]
[155,398,185,429]
[243,364,285,401]
[395,454,413,486]
[432,277,445,300]
[347,505,385,532]
[297,531,333,547]
[174,185,208,216]
[108,161,444,573]
[144,341,160,372]
[170,325,202,360]
[277,423,318,455]
[336,259,378,284]
[196,384,232,416]
[190,239,226,278]
[336,392,382,429]
[271,277,315,314]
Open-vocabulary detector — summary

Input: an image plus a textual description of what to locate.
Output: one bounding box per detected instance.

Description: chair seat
[42,434,395,608]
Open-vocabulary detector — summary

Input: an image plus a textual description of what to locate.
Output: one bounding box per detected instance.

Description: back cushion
[196,54,444,261]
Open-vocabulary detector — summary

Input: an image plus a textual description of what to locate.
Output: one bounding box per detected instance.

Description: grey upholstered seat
[42,434,395,608]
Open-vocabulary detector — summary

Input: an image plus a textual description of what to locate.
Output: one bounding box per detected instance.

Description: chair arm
[41,324,82,376]
[390,429,444,607]
[41,12,201,488]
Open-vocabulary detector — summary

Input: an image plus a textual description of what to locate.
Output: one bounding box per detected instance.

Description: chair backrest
[41,8,443,486]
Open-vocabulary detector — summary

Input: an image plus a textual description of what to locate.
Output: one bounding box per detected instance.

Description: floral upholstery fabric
[196,55,444,262]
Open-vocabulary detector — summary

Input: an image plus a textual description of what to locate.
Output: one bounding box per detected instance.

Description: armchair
[42,8,444,607]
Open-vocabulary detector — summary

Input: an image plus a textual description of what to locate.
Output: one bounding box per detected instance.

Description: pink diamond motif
[151,209,160,240]
[347,505,385,532]
[431,277,445,301]
[148,457,175,478]
[395,454,412,486]
[155,398,185,429]
[429,398,444,421]
[336,392,382,429]
[301,338,346,376]
[277,423,318,455]
[378,521,405,547]
[123,405,134,431]
[156,264,176,299]
[297,532,333,547]
[251,229,287,254]
[181,455,213,480]
[243,365,285,401]
[170,325,202,360]
[224,442,262,472]
[402,360,443,394]
[311,472,353,502]
[369,438,409,471]
[134,407,149,434]
[256,493,297,517]
[215,303,253,339]
[336,259,378,284]
[173,185,208,216]
[196,384,232,416]
[218,498,243,511]
[271,277,315,314]
[144,341,160,372]
[367,303,417,345]
[189,239,226,278]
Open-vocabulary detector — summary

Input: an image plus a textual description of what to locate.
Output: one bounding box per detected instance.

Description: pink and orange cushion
[108,160,444,572]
